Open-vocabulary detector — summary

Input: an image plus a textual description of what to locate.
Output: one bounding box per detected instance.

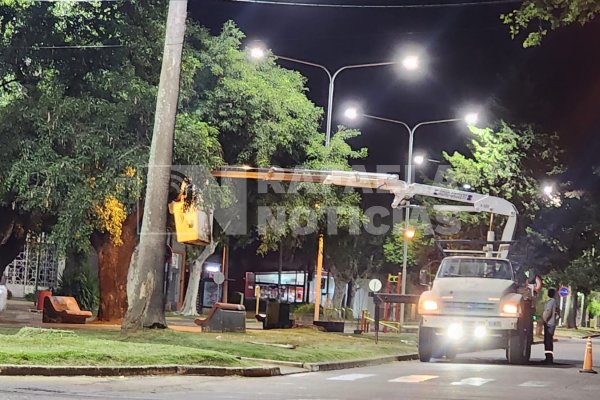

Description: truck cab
[418,256,533,364]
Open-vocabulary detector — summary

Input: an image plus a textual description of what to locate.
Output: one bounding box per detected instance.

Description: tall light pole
[249,47,420,146]
[345,109,479,325]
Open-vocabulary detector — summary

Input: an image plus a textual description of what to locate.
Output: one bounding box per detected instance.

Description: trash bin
[37,290,52,311]
[264,300,292,329]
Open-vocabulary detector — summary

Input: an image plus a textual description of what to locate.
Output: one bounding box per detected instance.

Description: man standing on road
[543,288,559,364]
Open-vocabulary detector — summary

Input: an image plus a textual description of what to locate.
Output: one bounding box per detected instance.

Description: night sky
[192,0,600,189]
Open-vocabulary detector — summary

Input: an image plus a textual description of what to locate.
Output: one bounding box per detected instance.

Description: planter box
[294,314,314,326]
[313,320,345,333]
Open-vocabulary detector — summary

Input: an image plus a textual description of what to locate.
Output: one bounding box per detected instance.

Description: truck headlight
[447,323,463,340]
[474,325,487,338]
[422,300,438,311]
[502,303,518,314]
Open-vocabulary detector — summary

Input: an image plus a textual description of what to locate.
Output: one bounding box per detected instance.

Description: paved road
[1,338,598,400]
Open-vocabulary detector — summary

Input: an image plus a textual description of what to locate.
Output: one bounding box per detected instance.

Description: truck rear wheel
[418,323,434,362]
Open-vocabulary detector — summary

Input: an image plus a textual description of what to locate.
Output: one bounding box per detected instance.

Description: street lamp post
[345,110,478,325]
[250,48,419,146]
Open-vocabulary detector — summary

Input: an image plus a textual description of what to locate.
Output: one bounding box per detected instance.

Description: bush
[588,299,600,318]
[55,265,99,311]
[24,292,37,303]
[293,303,316,316]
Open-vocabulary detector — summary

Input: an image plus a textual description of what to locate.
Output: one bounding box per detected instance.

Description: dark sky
[191,0,600,189]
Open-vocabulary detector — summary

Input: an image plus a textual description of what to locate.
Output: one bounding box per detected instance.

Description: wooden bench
[42,296,92,324]
[194,302,246,333]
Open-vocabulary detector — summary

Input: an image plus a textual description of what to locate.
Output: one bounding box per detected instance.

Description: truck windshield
[438,259,513,280]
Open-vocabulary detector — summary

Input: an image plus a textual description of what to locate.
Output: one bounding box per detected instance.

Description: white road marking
[389,375,439,383]
[519,381,550,387]
[327,373,375,381]
[451,377,495,386]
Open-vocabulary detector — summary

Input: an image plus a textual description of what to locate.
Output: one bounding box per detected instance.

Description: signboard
[559,286,569,298]
[368,279,382,292]
[432,188,474,202]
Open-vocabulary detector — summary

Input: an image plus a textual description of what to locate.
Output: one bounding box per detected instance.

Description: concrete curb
[555,333,600,340]
[304,353,419,372]
[239,357,306,369]
[0,364,280,378]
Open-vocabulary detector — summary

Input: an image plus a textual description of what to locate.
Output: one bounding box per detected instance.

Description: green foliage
[188,21,323,167]
[442,122,564,241]
[0,0,167,252]
[560,249,600,295]
[56,265,99,311]
[23,292,36,303]
[503,0,600,47]
[588,294,600,318]
[1,1,325,259]
[524,170,600,276]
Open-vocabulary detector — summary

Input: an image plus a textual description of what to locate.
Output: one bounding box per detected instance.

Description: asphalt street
[1,338,598,400]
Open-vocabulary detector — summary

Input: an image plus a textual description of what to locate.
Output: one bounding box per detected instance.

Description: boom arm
[212,166,518,241]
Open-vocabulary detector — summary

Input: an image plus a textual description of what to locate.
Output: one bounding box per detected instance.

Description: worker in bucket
[542,288,559,364]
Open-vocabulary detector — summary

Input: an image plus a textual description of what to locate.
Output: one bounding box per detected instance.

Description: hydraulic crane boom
[212,166,518,243]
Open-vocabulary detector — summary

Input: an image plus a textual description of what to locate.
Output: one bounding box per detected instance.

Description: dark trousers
[543,323,554,360]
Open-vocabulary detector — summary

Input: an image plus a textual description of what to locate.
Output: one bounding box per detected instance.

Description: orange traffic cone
[580,336,597,374]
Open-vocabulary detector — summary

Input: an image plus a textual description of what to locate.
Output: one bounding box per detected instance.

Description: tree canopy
[504,0,600,47]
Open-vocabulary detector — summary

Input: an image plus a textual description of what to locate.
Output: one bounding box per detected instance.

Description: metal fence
[4,236,61,298]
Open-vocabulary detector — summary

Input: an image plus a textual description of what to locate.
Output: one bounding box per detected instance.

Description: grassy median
[0,326,416,366]
[555,327,600,338]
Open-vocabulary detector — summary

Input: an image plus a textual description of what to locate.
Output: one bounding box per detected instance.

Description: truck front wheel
[418,323,434,362]
[507,330,529,364]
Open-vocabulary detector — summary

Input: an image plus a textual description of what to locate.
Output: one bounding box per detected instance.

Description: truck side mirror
[419,268,431,287]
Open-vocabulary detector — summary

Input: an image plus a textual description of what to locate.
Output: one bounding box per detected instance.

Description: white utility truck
[414,189,534,364]
[210,167,533,363]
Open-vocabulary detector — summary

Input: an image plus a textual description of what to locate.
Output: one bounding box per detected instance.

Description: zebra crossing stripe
[519,381,549,387]
[389,375,439,383]
[451,377,495,386]
[327,373,375,381]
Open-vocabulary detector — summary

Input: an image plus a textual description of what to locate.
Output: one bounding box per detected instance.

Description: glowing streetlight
[465,112,479,125]
[344,107,359,120]
[414,154,425,165]
[402,55,419,71]
[249,46,266,59]
[248,45,424,146]
[543,184,554,196]
[404,227,416,239]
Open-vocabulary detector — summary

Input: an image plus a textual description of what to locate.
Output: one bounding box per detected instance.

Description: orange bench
[43,296,93,324]
[194,302,246,333]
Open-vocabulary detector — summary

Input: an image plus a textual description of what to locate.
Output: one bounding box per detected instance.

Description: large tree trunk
[180,242,217,316]
[0,230,26,278]
[92,209,141,322]
[122,0,188,332]
[581,293,588,328]
[332,277,349,311]
[567,290,578,329]
[0,210,27,277]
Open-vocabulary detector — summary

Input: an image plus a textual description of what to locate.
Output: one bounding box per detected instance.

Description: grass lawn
[0,326,416,367]
[555,327,600,338]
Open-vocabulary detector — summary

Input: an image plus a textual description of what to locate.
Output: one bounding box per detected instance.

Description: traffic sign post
[369,279,382,292]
